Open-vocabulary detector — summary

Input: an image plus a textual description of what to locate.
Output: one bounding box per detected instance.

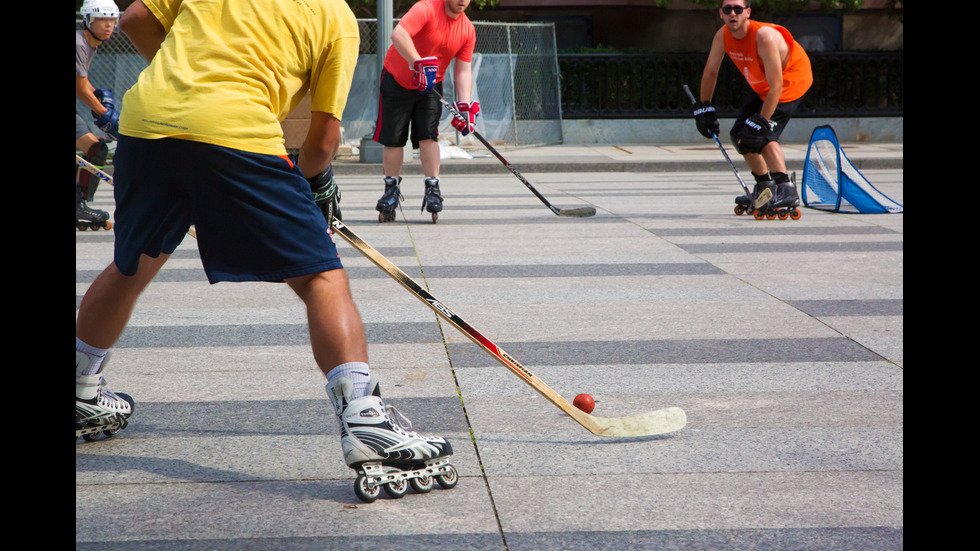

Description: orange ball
[573,393,595,414]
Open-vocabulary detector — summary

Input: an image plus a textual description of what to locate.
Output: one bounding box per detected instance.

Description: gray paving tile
[112,322,444,348]
[447,337,885,367]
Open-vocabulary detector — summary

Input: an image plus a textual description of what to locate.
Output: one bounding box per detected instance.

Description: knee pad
[731,126,768,155]
[79,140,110,200]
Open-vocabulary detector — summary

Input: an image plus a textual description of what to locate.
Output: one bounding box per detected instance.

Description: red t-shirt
[383,0,476,90]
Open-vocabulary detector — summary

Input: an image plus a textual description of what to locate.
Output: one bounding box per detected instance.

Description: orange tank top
[723,20,812,103]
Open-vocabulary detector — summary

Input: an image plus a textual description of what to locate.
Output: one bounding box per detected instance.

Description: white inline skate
[326,375,457,502]
[76,350,134,442]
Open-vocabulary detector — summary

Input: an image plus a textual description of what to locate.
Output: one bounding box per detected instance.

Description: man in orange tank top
[693,0,813,213]
[372,0,477,223]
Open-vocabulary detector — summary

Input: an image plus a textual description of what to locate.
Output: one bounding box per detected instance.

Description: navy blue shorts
[112,136,343,283]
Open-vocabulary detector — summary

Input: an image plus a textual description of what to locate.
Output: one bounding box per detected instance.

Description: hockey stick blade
[330,217,686,438]
[753,187,773,209]
[436,94,596,218]
[556,206,598,217]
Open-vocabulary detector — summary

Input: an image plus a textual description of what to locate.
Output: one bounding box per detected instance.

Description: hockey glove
[733,114,776,155]
[692,101,720,139]
[450,101,480,136]
[412,57,439,93]
[307,163,342,223]
[94,89,115,111]
[93,106,120,139]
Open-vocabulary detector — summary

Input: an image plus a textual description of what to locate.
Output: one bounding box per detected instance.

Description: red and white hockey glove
[412,57,439,93]
[451,101,480,136]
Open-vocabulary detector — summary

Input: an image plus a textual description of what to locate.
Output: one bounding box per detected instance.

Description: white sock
[325,362,372,399]
[76,337,109,375]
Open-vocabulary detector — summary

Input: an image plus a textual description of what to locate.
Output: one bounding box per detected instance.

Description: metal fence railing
[557,51,903,119]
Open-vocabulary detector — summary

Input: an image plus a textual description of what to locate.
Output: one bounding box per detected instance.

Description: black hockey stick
[437,93,597,218]
[682,85,771,210]
[330,216,686,438]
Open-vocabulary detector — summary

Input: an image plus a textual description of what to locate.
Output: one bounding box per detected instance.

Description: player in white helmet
[75,0,120,230]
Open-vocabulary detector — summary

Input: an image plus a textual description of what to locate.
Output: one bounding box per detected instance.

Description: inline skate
[76,351,134,442]
[326,375,457,502]
[734,179,775,217]
[76,183,112,231]
[420,177,443,223]
[753,173,802,220]
[376,176,403,223]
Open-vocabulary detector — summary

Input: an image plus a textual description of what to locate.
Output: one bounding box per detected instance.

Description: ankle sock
[76,337,109,375]
[326,362,372,399]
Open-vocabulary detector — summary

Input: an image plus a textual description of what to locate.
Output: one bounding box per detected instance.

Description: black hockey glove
[693,101,720,139]
[307,163,342,223]
[733,114,776,154]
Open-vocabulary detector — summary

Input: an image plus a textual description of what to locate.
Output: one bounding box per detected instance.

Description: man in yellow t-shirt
[75,0,455,492]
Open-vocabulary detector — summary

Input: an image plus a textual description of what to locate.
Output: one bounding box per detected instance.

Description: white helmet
[80,0,119,25]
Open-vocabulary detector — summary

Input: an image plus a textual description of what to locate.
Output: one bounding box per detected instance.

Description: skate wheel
[383,479,409,499]
[435,466,458,489]
[753,211,764,221]
[778,211,788,220]
[410,475,433,494]
[790,209,802,220]
[734,205,745,216]
[354,475,380,503]
[104,221,113,230]
[431,212,438,224]
[82,432,100,442]
[765,212,776,220]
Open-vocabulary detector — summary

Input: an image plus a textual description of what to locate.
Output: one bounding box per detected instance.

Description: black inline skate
[754,173,802,220]
[376,176,403,223]
[734,179,775,218]
[420,177,443,223]
[76,183,111,231]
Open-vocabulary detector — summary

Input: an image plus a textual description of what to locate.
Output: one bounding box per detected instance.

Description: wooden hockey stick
[330,217,686,438]
[437,93,597,218]
[682,85,772,209]
[76,153,682,436]
[75,155,198,238]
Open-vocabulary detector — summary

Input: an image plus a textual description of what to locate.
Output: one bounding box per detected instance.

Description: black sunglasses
[722,5,747,14]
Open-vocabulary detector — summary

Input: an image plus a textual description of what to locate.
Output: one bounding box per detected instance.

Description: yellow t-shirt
[120,0,360,156]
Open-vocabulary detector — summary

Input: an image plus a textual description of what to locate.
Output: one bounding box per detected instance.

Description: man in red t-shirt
[372,0,477,223]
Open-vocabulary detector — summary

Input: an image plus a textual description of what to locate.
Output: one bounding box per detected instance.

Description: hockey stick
[330,216,686,438]
[77,153,680,435]
[436,93,597,218]
[75,154,198,238]
[682,85,771,209]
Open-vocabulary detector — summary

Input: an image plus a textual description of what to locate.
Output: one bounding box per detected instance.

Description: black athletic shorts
[372,69,442,149]
[730,92,806,142]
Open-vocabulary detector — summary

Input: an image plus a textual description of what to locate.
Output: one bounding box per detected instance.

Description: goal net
[801,125,903,214]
